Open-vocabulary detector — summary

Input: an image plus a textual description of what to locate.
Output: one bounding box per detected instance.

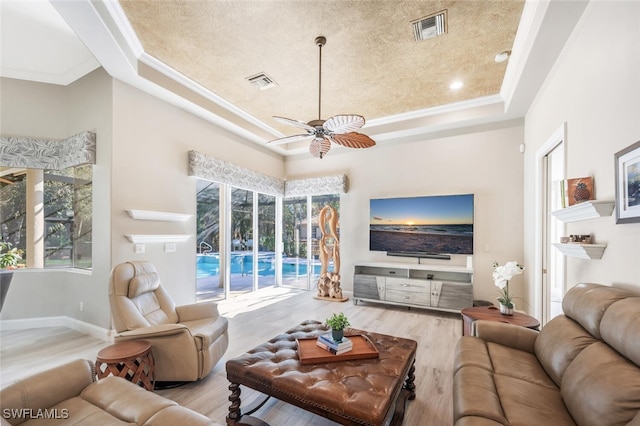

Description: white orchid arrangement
[492,261,524,308]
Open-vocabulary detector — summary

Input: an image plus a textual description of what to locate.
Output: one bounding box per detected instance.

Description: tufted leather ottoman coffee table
[225,320,417,426]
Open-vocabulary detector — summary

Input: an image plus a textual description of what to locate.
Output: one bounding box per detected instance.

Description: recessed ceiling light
[449,80,463,90]
[494,50,511,63]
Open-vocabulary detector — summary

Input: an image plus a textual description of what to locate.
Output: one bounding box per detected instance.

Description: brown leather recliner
[108,261,229,382]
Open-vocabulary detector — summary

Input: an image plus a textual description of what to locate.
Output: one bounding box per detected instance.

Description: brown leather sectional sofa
[0,359,221,425]
[453,283,640,425]
[453,284,640,426]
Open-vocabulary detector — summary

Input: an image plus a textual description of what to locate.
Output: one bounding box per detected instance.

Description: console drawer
[385,277,429,292]
[385,289,430,306]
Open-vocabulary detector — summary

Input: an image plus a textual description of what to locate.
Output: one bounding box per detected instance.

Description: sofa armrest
[0,359,94,425]
[115,323,190,339]
[176,302,220,322]
[474,320,539,353]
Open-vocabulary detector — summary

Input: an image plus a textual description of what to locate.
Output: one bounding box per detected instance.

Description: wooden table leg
[404,360,416,400]
[226,382,270,426]
[388,359,417,426]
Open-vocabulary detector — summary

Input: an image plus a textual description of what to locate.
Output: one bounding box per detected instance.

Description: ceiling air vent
[246,72,277,90]
[412,10,447,42]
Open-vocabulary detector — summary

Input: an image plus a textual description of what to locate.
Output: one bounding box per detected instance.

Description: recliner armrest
[176,302,220,322]
[474,320,539,353]
[115,323,190,339]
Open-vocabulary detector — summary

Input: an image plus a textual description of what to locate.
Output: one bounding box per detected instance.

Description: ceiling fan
[268,36,376,159]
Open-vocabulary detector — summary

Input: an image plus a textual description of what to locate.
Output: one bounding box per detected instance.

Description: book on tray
[316,334,353,355]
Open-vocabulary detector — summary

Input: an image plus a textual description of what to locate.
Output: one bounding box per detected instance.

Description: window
[196,180,279,300]
[230,187,253,294]
[282,196,308,289]
[257,193,276,289]
[281,194,340,290]
[0,165,93,269]
[195,180,221,299]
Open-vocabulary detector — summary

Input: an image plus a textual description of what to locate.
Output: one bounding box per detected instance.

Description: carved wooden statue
[316,205,346,301]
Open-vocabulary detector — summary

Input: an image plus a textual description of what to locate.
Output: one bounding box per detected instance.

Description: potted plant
[492,261,524,315]
[325,312,350,342]
[1,242,24,312]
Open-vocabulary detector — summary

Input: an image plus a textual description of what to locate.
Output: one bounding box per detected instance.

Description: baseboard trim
[0,316,112,342]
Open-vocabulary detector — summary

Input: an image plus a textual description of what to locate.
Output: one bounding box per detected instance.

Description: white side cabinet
[353,262,473,313]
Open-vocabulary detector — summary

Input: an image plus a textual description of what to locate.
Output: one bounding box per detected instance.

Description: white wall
[286,123,526,307]
[523,1,640,316]
[110,79,284,307]
[1,71,286,327]
[0,69,114,327]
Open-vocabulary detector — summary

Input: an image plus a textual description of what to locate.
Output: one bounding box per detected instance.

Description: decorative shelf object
[125,234,191,244]
[125,209,191,222]
[550,201,615,223]
[552,243,606,259]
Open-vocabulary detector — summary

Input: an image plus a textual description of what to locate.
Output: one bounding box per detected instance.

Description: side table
[461,306,540,336]
[96,340,155,391]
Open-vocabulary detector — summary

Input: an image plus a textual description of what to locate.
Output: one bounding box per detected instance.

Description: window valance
[284,174,348,197]
[0,131,96,169]
[188,150,348,197]
[189,150,285,196]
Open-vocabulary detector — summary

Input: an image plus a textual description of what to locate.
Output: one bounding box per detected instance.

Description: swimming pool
[197,252,322,277]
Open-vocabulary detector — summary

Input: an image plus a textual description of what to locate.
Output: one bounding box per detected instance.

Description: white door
[540,130,566,324]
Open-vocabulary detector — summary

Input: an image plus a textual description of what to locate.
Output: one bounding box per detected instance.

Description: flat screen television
[369,193,474,256]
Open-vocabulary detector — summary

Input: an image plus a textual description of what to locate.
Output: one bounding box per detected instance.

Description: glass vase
[499,303,514,316]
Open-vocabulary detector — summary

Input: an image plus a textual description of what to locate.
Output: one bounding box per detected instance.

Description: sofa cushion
[453,365,576,426]
[562,342,640,426]
[562,283,632,339]
[495,374,576,426]
[600,297,640,366]
[81,377,175,424]
[20,396,132,425]
[487,342,556,389]
[534,315,598,386]
[144,405,217,426]
[453,337,493,373]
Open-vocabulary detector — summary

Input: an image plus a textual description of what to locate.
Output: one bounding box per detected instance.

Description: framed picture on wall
[614,140,640,224]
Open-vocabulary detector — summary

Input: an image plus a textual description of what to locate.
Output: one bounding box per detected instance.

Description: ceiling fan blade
[273,116,315,132]
[268,133,315,146]
[323,115,365,134]
[331,132,376,149]
[309,137,332,158]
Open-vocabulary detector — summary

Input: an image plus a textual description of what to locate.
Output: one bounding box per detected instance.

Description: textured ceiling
[118,0,524,137]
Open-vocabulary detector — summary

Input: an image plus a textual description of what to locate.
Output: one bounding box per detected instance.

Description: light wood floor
[0,287,462,425]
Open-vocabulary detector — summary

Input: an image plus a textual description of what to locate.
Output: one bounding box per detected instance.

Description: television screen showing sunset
[369,194,474,254]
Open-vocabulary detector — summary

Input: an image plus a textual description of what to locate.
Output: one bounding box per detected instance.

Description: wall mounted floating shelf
[550,201,614,223]
[552,243,606,259]
[125,234,191,244]
[125,209,191,222]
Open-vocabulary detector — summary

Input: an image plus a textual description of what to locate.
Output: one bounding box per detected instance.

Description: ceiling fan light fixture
[267,35,376,159]
[309,137,331,159]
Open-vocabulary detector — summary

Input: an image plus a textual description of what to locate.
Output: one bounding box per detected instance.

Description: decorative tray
[296,334,379,365]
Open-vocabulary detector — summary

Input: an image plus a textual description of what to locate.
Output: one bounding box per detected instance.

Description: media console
[353,261,473,313]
